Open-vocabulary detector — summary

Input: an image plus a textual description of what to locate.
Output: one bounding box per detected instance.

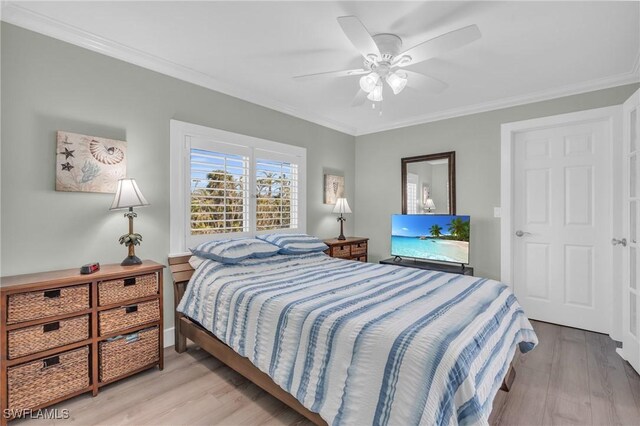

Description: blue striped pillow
[190,238,280,264]
[257,233,328,255]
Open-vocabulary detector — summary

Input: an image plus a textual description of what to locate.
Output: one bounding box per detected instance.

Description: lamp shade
[425,198,436,210]
[366,82,383,102]
[110,178,149,210]
[386,71,408,95]
[332,198,352,214]
[359,73,380,93]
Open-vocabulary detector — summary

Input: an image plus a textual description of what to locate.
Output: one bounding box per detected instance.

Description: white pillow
[188,255,206,270]
[190,238,280,264]
[256,233,328,254]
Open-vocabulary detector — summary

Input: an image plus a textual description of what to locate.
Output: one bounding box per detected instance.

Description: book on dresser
[0,261,163,425]
[323,237,369,262]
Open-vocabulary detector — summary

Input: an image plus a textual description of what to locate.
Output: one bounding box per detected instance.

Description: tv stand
[380,257,474,276]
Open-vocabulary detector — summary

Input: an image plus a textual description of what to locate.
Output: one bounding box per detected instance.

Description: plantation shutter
[189,138,250,236]
[254,149,299,232]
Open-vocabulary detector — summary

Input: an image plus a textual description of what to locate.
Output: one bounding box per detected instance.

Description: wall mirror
[401,152,456,215]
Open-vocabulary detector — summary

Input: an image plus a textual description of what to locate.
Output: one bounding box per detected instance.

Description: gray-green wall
[354,83,639,279]
[0,23,355,329]
[2,21,638,334]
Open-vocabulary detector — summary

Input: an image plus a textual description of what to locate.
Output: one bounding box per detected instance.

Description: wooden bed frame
[168,254,515,426]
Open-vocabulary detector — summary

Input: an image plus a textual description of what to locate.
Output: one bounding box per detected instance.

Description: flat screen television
[391,214,470,264]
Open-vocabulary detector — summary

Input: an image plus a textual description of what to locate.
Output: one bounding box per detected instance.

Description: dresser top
[1,260,163,293]
[323,237,369,246]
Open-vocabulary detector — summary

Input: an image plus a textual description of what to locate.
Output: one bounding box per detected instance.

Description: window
[170,120,306,252]
[406,173,418,214]
[255,157,298,231]
[190,148,249,235]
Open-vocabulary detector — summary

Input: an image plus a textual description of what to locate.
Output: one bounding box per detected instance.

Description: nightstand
[324,237,369,262]
[0,261,163,425]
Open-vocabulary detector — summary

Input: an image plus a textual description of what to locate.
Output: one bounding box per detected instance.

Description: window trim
[170,120,307,254]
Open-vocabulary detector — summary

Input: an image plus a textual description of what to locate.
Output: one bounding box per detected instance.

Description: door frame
[500,105,622,337]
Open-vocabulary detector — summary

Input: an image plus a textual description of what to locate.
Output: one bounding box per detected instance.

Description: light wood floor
[15,320,640,426]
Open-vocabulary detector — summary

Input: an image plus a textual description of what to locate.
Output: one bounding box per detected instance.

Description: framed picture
[56,131,127,193]
[324,174,344,204]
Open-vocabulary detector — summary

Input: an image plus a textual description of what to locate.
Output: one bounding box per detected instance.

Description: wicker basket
[99,327,159,382]
[352,242,367,255]
[8,315,90,359]
[98,299,160,336]
[333,245,351,258]
[7,346,90,410]
[98,273,158,306]
[7,284,90,324]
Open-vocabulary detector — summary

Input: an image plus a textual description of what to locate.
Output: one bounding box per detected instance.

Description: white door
[512,117,612,333]
[621,89,640,373]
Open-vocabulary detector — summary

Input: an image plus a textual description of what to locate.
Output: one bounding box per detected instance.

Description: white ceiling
[3,1,639,135]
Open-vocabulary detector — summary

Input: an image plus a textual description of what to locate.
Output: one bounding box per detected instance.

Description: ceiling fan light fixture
[386,71,408,95]
[359,72,380,93]
[367,81,383,102]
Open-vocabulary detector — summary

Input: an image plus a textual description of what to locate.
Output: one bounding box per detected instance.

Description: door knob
[612,238,627,247]
[515,230,531,237]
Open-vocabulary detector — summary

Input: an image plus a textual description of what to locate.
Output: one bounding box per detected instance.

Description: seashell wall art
[56,131,127,193]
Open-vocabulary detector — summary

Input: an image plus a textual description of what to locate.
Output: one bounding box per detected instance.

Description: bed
[169,251,537,426]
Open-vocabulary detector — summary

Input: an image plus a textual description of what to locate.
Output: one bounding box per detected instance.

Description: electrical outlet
[494,207,501,218]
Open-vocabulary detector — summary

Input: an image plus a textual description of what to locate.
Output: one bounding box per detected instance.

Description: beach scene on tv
[391,215,470,264]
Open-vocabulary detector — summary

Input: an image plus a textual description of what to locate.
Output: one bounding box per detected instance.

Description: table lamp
[332,197,352,240]
[425,198,436,213]
[110,178,149,266]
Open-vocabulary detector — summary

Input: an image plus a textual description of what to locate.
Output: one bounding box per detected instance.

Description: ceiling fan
[293,16,481,106]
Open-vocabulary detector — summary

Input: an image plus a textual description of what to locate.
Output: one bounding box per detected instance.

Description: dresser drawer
[7,346,90,410]
[8,315,89,359]
[7,284,90,325]
[351,241,367,255]
[98,273,158,306]
[332,244,351,258]
[99,327,159,383]
[99,299,160,336]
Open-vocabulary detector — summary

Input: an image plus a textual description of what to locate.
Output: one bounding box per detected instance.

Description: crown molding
[355,69,640,136]
[2,2,639,138]
[0,2,358,136]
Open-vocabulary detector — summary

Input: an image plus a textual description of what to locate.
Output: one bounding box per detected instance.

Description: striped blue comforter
[178,252,537,425]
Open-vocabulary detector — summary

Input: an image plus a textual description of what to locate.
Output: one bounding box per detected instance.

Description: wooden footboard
[168,254,327,425]
[168,254,515,426]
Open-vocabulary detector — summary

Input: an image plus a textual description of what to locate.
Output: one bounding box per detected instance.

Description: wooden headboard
[168,254,194,353]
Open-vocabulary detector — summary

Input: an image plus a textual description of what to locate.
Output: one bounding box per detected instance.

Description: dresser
[0,261,163,424]
[323,237,369,262]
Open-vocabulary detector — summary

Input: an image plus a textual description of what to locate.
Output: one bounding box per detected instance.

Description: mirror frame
[401,151,456,215]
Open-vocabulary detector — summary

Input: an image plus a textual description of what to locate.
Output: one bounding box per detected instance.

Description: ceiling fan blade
[395,24,481,67]
[404,70,448,94]
[337,16,381,59]
[293,68,369,81]
[351,89,367,107]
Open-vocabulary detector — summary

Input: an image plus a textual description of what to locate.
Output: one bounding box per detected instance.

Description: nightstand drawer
[99,299,160,336]
[98,273,158,306]
[332,245,351,258]
[7,284,90,325]
[8,315,89,359]
[352,241,367,255]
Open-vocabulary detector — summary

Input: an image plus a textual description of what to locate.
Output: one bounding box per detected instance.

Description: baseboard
[164,327,175,348]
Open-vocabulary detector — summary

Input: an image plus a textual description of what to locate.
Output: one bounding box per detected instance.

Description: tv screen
[391,214,470,264]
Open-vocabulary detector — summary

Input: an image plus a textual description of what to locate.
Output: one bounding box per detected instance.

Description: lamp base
[121,255,142,266]
[337,234,346,241]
